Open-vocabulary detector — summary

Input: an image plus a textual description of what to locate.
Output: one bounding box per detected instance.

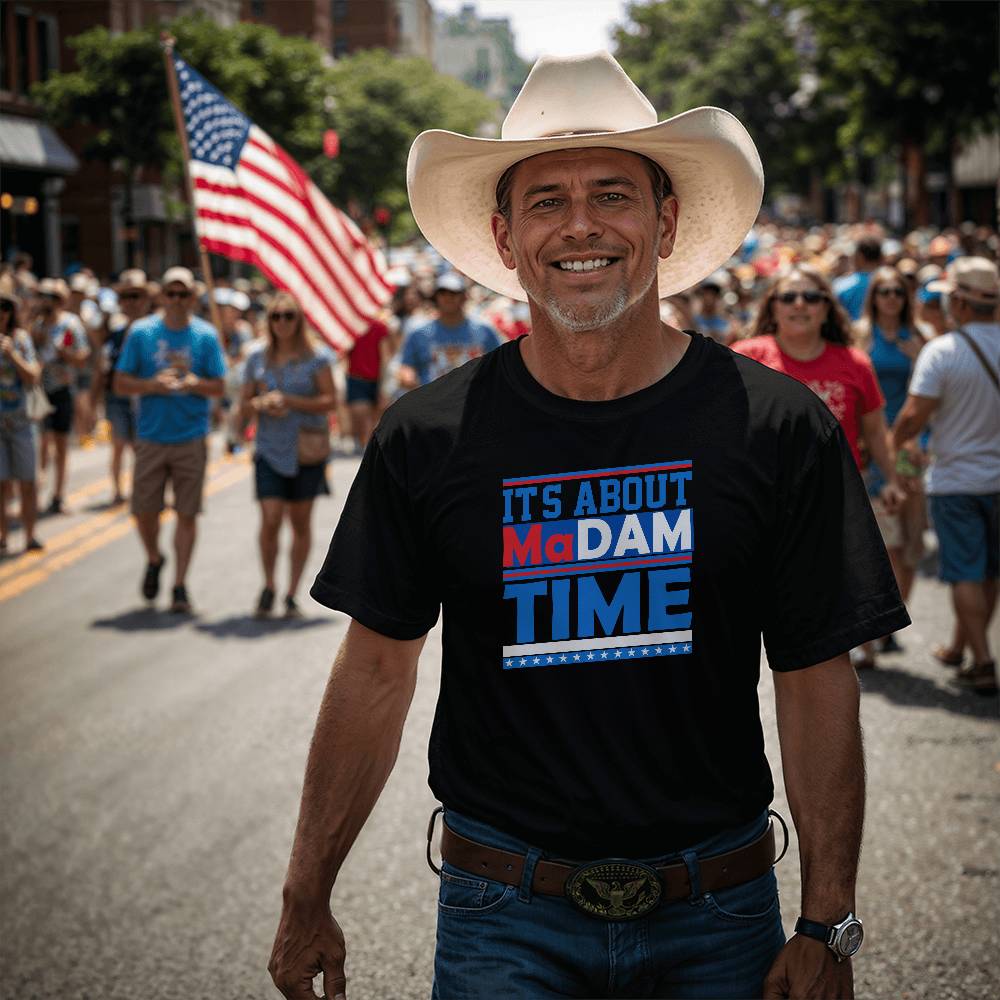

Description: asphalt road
[1,436,997,1000]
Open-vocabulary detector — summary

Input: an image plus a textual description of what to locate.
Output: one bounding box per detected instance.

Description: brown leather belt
[439,818,777,907]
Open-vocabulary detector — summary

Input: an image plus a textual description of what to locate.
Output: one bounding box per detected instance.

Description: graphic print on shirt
[806,380,847,423]
[154,339,193,374]
[501,461,694,670]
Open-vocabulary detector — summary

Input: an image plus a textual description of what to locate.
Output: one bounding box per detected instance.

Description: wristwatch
[794,912,864,961]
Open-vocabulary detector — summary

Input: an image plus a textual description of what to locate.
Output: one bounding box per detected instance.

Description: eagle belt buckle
[565,859,662,920]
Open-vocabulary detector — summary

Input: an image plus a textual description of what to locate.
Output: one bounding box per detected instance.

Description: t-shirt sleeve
[761,423,910,670]
[310,433,441,639]
[241,350,261,386]
[401,329,425,369]
[201,333,227,379]
[908,341,945,400]
[854,350,884,414]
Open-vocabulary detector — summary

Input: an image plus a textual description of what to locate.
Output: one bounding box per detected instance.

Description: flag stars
[559,654,568,662]
[655,646,663,655]
[600,650,609,659]
[668,645,677,654]
[546,656,553,664]
[504,659,514,668]
[614,649,623,658]
[683,644,692,653]
[532,657,541,665]
[519,657,528,666]
[573,653,581,661]
[587,651,595,660]
[641,648,650,656]
[627,648,636,657]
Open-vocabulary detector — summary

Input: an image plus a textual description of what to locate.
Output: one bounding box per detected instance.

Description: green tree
[613,0,836,197]
[790,0,1000,225]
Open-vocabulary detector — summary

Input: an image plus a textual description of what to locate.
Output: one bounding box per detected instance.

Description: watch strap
[795,916,833,944]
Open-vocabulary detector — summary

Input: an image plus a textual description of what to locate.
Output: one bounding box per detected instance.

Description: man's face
[118,288,149,321]
[491,147,678,333]
[162,282,193,322]
[434,289,465,322]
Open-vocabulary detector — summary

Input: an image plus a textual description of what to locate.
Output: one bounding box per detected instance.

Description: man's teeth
[558,258,612,271]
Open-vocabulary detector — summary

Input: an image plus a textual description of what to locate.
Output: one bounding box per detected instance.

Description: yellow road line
[0,453,246,584]
[0,457,250,604]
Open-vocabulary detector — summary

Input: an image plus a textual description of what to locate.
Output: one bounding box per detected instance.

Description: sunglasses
[269,311,298,322]
[119,291,146,301]
[875,287,906,298]
[775,290,826,305]
[165,289,191,300]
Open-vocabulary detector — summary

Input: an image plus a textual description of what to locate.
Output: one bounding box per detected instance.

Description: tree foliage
[32,14,494,232]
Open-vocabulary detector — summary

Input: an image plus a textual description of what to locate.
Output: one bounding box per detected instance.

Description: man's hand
[763,935,853,999]
[268,898,347,999]
[153,368,180,393]
[879,480,906,516]
[0,334,13,357]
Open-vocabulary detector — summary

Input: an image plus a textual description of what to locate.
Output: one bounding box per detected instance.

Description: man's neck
[163,312,191,332]
[520,293,690,401]
[436,312,466,329]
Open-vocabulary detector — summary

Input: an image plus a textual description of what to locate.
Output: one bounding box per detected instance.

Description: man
[691,270,733,345]
[270,53,908,1000]
[95,269,154,504]
[833,236,882,321]
[396,272,501,388]
[892,257,1000,694]
[113,266,225,614]
[31,278,90,514]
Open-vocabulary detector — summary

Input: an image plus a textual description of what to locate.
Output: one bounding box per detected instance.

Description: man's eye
[599,192,626,202]
[532,198,560,209]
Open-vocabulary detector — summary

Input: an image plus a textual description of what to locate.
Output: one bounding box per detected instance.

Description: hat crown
[501,51,657,141]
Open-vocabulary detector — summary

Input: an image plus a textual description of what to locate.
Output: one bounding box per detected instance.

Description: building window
[35,16,57,82]
[16,12,30,94]
[331,0,348,23]
[250,0,265,17]
[333,35,350,57]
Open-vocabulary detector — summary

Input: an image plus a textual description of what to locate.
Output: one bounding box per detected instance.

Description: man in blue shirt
[398,272,502,388]
[833,236,882,321]
[114,267,225,613]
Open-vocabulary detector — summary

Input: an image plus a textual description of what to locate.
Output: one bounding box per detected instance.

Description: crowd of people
[0,217,997,689]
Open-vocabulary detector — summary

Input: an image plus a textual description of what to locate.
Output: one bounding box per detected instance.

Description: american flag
[173,52,392,351]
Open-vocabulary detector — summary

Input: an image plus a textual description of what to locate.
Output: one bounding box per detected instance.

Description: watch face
[838,921,864,957]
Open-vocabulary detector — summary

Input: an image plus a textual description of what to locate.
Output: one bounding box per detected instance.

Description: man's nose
[560,198,603,242]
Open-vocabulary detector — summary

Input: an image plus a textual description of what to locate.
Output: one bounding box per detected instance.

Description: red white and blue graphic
[501,461,694,669]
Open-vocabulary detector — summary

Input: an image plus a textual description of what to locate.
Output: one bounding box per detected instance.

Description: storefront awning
[0,114,78,174]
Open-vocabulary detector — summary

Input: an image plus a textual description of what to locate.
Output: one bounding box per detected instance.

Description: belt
[433,810,783,921]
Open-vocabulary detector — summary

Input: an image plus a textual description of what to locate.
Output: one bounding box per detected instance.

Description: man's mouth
[552,257,618,272]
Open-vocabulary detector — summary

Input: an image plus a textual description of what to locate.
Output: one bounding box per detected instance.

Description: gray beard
[524,258,658,334]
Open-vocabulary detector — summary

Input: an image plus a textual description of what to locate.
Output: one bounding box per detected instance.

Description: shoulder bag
[955,327,1000,396]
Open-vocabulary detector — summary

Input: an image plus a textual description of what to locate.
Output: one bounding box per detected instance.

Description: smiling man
[270,53,908,1000]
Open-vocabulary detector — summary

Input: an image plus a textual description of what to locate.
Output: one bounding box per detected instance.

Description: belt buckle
[565,858,662,920]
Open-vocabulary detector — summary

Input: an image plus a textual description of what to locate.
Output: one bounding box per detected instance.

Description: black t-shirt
[312,333,909,859]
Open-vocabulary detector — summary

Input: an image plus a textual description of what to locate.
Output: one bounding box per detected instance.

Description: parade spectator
[892,258,1000,695]
[734,265,906,669]
[67,272,103,444]
[271,52,907,1000]
[0,276,42,553]
[692,271,733,344]
[916,284,949,339]
[344,315,391,452]
[113,266,226,614]
[31,277,90,515]
[94,269,154,505]
[240,291,336,620]
[833,236,883,321]
[397,272,501,388]
[855,266,927,652]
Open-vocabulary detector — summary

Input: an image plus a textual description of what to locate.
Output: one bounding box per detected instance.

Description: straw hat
[407,51,763,302]
[38,277,70,301]
[114,268,153,295]
[927,257,999,307]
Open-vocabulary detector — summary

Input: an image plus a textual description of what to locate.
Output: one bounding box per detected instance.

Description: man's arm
[269,620,426,1000]
[763,653,862,1000]
[176,373,225,398]
[891,394,938,450]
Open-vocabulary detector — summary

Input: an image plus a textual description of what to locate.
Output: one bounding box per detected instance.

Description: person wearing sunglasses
[30,277,91,516]
[113,266,226,614]
[0,275,43,553]
[734,267,906,672]
[854,267,929,654]
[240,291,336,619]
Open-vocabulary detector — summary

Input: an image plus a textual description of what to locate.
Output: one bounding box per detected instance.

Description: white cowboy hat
[407,51,764,302]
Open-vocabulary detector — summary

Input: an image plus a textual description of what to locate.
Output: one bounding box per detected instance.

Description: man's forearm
[283,623,423,905]
[774,655,864,923]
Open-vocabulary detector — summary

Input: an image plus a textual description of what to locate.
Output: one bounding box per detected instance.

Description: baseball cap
[435,272,466,294]
[161,266,196,290]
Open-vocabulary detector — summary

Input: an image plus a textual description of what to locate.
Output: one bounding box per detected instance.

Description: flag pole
[161,32,223,335]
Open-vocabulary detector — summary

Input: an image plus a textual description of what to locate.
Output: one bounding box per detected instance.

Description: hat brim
[407,106,763,301]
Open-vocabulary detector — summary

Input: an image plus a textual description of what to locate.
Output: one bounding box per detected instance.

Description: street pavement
[1,436,997,1000]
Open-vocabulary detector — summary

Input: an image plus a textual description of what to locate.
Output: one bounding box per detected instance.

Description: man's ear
[658,195,680,261]
[491,212,518,272]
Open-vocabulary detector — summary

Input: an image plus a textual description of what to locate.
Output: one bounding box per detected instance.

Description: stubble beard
[523,253,659,334]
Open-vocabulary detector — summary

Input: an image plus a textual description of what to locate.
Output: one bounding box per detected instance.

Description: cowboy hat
[407,51,763,302]
[37,277,70,301]
[114,268,153,295]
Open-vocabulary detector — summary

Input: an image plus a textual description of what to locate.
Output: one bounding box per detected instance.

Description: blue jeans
[432,809,785,999]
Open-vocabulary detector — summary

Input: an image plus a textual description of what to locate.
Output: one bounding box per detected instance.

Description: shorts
[0,418,36,481]
[346,375,378,404]
[43,387,73,435]
[254,455,329,502]
[105,393,136,442]
[132,437,208,517]
[929,493,1000,583]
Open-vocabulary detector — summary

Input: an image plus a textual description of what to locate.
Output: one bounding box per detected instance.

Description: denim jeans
[432,809,785,999]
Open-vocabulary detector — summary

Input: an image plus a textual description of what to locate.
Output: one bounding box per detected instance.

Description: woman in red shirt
[732,265,906,669]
